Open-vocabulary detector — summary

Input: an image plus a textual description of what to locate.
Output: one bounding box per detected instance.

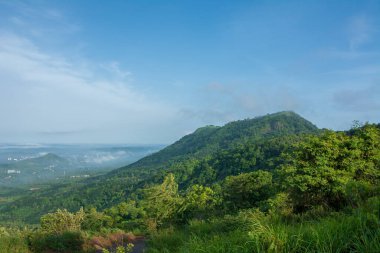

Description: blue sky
[0,0,379,144]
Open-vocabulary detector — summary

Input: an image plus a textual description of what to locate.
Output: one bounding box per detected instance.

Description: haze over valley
[0,144,162,186]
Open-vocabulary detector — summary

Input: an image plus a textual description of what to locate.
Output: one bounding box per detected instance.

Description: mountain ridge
[0,111,320,223]
[110,110,318,175]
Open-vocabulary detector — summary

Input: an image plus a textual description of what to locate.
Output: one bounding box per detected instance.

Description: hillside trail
[130,236,146,253]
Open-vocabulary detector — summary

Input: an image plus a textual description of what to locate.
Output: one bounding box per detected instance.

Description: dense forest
[0,111,379,252]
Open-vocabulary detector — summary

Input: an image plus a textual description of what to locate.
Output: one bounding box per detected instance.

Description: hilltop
[112,111,317,174]
[0,111,319,223]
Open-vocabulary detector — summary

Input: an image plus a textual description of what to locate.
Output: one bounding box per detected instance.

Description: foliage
[179,184,220,220]
[0,113,379,253]
[279,126,380,211]
[40,208,85,234]
[0,226,30,253]
[105,200,145,231]
[27,231,84,253]
[259,192,293,216]
[223,170,273,210]
[351,124,380,183]
[142,174,182,229]
[148,197,380,253]
[102,243,134,253]
[0,111,318,224]
[82,207,113,231]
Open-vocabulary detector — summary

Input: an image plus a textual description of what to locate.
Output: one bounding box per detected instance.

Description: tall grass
[0,227,30,253]
[147,197,380,253]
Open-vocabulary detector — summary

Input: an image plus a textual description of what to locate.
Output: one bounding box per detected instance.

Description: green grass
[0,227,30,253]
[147,197,380,253]
[0,237,30,253]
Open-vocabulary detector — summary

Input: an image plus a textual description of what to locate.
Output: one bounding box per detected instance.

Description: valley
[0,144,163,187]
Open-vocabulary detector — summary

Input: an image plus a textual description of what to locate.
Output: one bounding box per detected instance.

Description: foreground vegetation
[146,123,380,252]
[148,198,380,253]
[0,112,379,252]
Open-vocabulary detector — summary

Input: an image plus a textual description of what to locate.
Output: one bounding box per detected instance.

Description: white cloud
[0,32,179,143]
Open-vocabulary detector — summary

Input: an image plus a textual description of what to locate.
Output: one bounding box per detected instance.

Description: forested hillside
[0,111,318,223]
[122,111,318,169]
[1,111,379,253]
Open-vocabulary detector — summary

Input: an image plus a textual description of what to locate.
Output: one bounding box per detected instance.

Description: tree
[141,174,182,228]
[40,208,84,234]
[351,124,380,183]
[223,170,273,210]
[82,207,113,231]
[278,129,379,211]
[180,184,219,220]
[105,200,145,230]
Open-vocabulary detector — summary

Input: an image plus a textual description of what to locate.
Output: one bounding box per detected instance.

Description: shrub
[223,170,273,210]
[259,192,293,217]
[345,180,376,207]
[40,208,84,234]
[82,207,113,231]
[28,231,84,253]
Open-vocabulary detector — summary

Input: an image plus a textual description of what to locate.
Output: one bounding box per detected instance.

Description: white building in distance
[7,169,21,174]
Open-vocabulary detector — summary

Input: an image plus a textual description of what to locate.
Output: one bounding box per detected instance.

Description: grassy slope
[148,197,380,253]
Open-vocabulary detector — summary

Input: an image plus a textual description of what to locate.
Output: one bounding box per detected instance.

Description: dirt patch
[92,233,145,253]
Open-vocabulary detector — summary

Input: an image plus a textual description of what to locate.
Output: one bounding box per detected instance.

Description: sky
[0,0,379,144]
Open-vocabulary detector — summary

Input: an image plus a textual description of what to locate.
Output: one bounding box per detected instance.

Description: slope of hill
[113,111,318,173]
[0,111,319,223]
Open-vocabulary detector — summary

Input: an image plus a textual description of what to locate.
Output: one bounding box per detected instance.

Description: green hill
[0,111,319,223]
[112,111,317,173]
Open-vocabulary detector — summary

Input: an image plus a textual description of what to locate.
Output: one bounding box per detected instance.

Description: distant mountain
[0,111,320,223]
[0,143,163,188]
[17,153,68,168]
[0,153,69,185]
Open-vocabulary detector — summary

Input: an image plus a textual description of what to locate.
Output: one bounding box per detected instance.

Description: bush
[28,231,84,253]
[345,180,376,207]
[82,208,113,231]
[223,170,273,210]
[259,192,293,217]
[279,126,380,212]
[40,208,84,234]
